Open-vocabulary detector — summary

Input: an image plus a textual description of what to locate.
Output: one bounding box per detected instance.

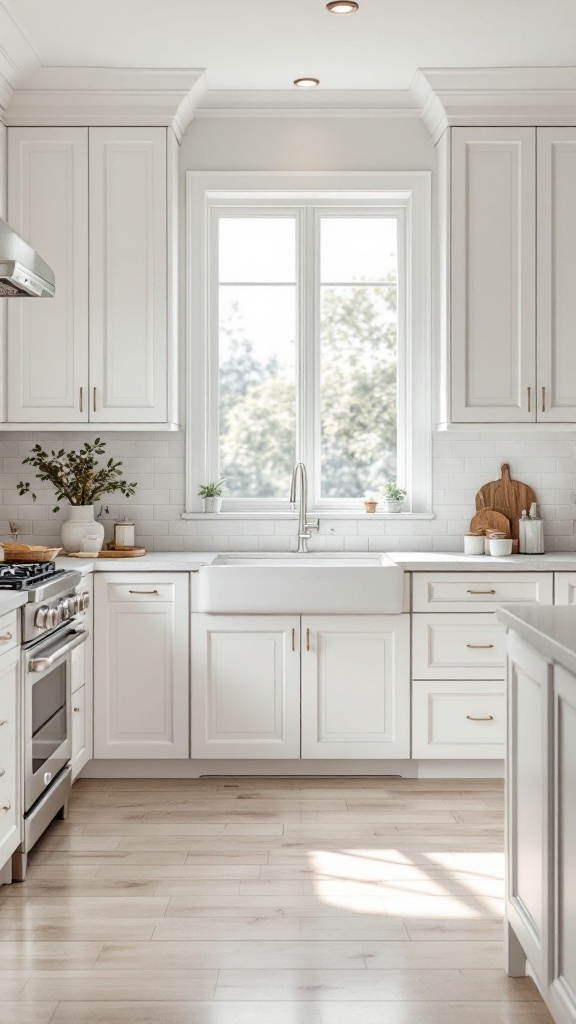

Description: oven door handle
[28,629,87,673]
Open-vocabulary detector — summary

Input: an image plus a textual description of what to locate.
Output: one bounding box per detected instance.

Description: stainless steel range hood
[0,217,55,297]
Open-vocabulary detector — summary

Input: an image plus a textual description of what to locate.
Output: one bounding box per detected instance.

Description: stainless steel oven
[0,562,88,881]
[23,624,87,811]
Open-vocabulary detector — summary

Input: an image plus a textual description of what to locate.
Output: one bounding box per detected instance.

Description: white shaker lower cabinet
[301,615,410,759]
[70,577,93,779]
[0,648,21,874]
[94,574,189,758]
[506,631,576,1024]
[191,615,301,758]
[554,573,576,606]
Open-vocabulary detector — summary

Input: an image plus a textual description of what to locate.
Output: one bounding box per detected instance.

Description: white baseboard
[79,758,504,780]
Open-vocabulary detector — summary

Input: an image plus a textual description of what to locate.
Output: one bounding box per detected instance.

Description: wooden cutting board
[475,464,536,541]
[469,509,511,538]
[98,547,146,558]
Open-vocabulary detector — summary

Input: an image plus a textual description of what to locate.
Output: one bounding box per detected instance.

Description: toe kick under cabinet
[94,573,189,758]
[411,572,554,759]
[191,614,410,759]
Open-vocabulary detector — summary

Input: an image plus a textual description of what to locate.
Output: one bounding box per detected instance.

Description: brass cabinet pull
[291,628,295,652]
[0,720,7,727]
[128,589,159,596]
[527,386,531,413]
[466,589,496,595]
[0,768,5,778]
[1,802,11,812]
[79,386,83,413]
[93,387,97,412]
[466,715,494,722]
[466,643,495,649]
[306,628,310,652]
[73,707,80,713]
[0,632,12,643]
[542,386,546,413]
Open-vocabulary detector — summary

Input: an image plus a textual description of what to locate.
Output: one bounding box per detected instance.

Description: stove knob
[61,598,73,620]
[81,592,90,611]
[35,606,49,629]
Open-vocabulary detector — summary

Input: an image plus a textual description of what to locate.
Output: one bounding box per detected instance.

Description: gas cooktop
[0,561,67,590]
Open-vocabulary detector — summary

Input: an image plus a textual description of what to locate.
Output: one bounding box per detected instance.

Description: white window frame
[184,171,432,516]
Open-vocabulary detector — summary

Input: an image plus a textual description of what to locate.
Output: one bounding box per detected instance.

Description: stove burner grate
[0,561,65,589]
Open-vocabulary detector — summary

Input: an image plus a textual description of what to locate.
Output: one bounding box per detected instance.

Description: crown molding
[413,67,576,143]
[0,1,39,118]
[194,88,419,118]
[5,66,207,141]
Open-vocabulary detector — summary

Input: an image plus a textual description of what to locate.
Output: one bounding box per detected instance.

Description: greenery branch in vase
[198,480,226,513]
[18,439,137,553]
[380,480,406,513]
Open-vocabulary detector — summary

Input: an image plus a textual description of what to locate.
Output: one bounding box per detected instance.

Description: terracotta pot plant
[17,439,137,553]
[380,480,407,513]
[198,479,226,513]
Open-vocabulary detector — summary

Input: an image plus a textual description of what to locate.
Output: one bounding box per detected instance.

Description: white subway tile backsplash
[1,427,574,553]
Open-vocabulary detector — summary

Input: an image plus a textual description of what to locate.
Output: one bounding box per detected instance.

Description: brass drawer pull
[466,589,496,595]
[466,644,495,649]
[0,632,13,643]
[466,715,494,722]
[1,802,11,812]
[128,590,159,596]
[0,720,7,727]
[306,628,310,652]
[0,768,5,778]
[73,707,81,713]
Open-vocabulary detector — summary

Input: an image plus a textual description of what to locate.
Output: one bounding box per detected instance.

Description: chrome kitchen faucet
[290,463,320,553]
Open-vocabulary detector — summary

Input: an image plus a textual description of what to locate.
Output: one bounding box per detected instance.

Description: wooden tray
[3,544,61,562]
[98,547,146,558]
[475,464,536,541]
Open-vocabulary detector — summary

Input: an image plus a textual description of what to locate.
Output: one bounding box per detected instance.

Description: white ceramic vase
[60,505,105,553]
[202,496,223,513]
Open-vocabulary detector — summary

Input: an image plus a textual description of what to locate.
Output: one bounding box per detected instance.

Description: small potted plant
[198,479,226,513]
[363,490,379,514]
[380,480,407,513]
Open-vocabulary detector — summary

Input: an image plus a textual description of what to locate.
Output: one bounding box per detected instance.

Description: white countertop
[0,590,28,615]
[497,604,576,677]
[53,550,576,575]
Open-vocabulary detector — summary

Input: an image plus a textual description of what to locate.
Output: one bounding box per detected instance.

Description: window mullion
[302,207,319,504]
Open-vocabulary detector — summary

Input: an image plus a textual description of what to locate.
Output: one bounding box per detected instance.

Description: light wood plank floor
[0,776,553,1024]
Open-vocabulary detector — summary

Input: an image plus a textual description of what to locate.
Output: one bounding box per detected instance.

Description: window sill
[181,511,436,521]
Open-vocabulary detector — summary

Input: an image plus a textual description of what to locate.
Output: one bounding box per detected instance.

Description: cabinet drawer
[0,610,18,656]
[413,614,507,679]
[412,680,505,759]
[105,580,176,603]
[554,573,576,605]
[412,572,553,612]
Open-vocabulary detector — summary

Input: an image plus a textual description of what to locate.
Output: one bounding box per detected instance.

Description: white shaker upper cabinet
[537,129,576,423]
[6,128,89,423]
[89,128,168,423]
[451,128,536,423]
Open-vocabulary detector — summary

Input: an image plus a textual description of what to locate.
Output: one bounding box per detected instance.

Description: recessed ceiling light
[294,77,320,88]
[326,1,359,12]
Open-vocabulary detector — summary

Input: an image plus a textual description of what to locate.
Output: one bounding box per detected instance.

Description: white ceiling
[4,0,576,94]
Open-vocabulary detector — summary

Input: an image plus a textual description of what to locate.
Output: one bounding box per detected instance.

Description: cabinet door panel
[538,128,576,422]
[89,128,167,423]
[7,127,88,422]
[451,128,536,422]
[94,574,189,758]
[191,615,300,759]
[506,634,551,985]
[0,650,20,868]
[301,615,410,759]
[551,665,576,1020]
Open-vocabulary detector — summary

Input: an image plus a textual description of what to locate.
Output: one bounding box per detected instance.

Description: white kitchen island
[497,604,576,1024]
